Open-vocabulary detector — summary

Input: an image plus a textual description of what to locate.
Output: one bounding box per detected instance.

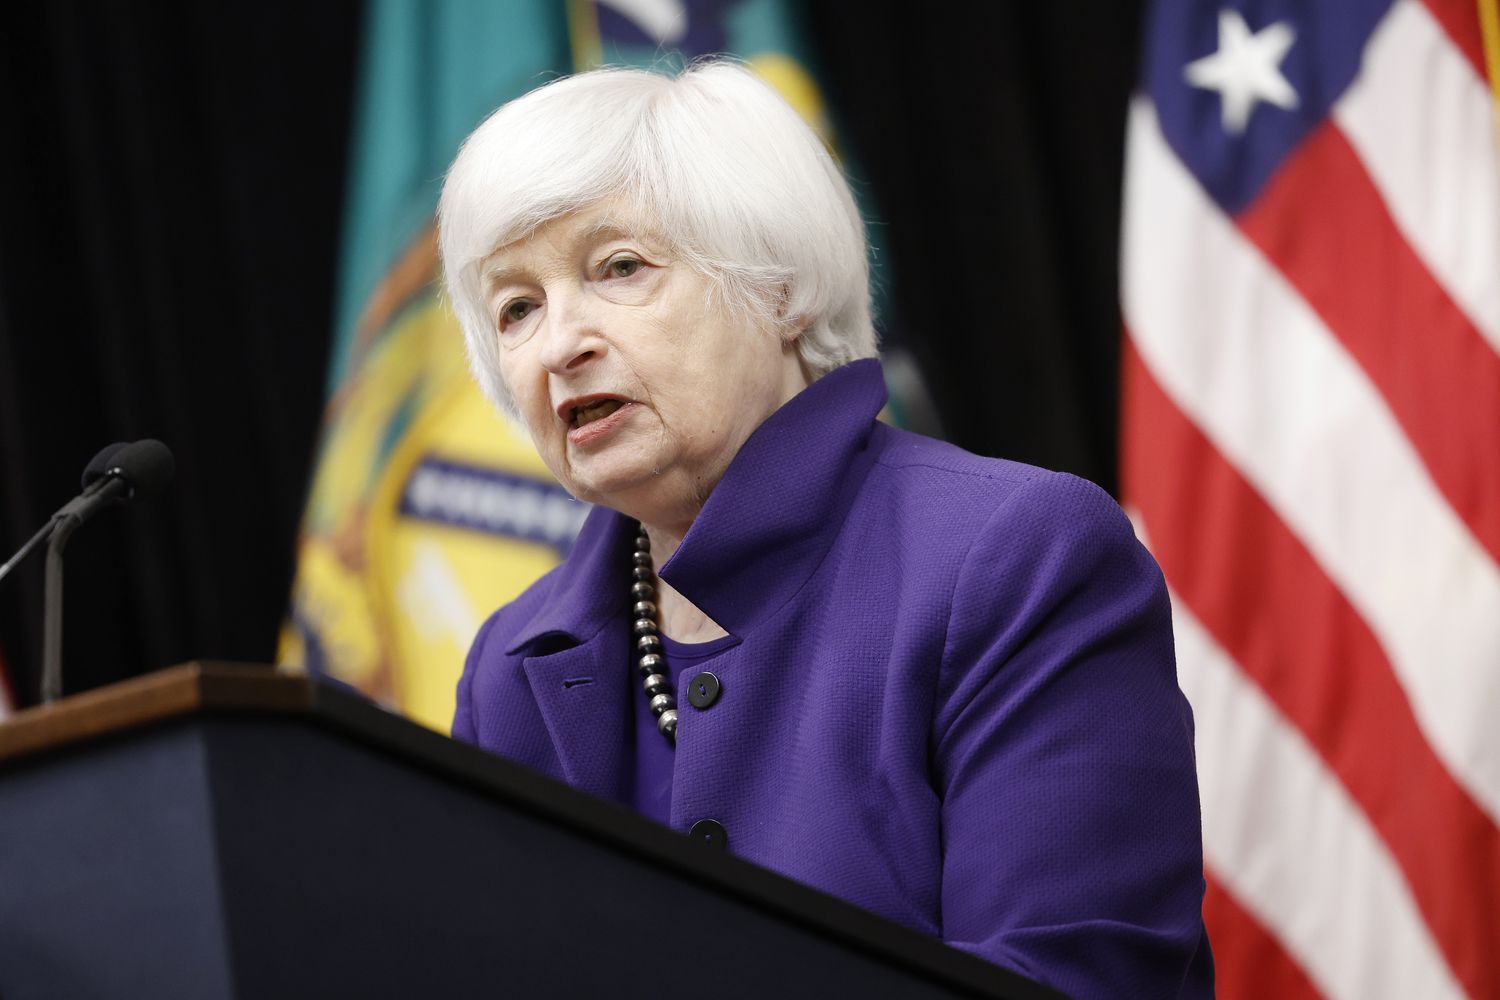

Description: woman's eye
[502,300,534,325]
[607,257,641,278]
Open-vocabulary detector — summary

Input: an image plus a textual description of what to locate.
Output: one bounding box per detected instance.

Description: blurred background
[0,1,1141,702]
[1,2,1496,999]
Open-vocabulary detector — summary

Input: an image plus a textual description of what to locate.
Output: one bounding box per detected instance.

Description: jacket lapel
[505,506,636,800]
[522,623,631,802]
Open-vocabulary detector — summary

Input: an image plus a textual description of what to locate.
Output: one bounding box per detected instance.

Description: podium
[0,664,1060,999]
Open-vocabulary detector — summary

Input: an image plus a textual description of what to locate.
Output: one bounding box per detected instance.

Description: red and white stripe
[1170,579,1464,1000]
[1334,0,1500,355]
[1121,2,1500,997]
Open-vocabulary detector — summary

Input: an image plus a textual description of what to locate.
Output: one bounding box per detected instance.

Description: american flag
[1120,1,1500,997]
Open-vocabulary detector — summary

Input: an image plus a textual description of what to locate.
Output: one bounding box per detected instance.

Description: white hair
[438,61,876,416]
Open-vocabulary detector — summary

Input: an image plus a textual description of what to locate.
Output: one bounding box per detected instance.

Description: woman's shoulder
[866,424,1132,545]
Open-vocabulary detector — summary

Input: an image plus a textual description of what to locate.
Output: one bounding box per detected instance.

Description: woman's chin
[564,462,710,528]
[560,456,662,510]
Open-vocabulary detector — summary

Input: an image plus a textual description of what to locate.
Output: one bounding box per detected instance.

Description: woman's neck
[641,522,728,643]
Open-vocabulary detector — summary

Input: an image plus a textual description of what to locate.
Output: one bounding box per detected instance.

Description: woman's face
[482,201,809,528]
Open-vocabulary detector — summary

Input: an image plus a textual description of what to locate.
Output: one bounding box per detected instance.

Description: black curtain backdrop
[809,5,1145,482]
[0,2,1143,707]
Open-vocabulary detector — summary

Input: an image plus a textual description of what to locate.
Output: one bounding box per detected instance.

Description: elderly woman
[440,63,1212,998]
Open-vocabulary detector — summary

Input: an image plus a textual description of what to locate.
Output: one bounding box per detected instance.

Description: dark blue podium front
[0,664,1062,999]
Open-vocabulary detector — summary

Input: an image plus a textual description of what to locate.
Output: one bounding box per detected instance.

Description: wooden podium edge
[0,664,1065,1000]
[0,662,309,761]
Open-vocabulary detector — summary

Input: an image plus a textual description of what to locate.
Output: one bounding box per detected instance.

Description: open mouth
[572,398,624,428]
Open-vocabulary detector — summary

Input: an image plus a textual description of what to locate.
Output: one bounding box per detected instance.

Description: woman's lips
[567,400,637,446]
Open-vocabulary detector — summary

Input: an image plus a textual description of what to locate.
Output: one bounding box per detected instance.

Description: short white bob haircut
[438,60,877,416]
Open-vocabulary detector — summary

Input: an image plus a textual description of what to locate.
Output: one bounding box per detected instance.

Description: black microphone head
[81,442,130,490]
[107,439,175,500]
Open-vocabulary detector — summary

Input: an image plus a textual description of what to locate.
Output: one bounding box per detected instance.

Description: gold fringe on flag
[1481,0,1500,147]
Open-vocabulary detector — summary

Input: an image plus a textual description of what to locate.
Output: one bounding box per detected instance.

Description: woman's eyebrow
[480,260,526,295]
[583,217,668,249]
[583,219,633,240]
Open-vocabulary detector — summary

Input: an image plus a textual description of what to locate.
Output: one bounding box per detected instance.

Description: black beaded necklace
[631,525,677,743]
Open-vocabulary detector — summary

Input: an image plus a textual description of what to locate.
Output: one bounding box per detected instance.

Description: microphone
[52,439,175,528]
[109,438,174,497]
[0,442,130,588]
[11,439,175,703]
[81,442,130,490]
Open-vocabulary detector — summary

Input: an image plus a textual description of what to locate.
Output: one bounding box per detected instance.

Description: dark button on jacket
[687,671,721,709]
[689,818,727,849]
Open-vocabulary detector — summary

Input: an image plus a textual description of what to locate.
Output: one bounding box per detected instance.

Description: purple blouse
[628,633,735,824]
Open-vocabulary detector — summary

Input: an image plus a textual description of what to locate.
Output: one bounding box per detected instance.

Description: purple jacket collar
[503,358,889,653]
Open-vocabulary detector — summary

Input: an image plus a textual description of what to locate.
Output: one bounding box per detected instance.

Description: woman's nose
[536,291,604,374]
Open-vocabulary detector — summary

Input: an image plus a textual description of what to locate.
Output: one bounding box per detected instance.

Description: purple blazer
[454,360,1213,998]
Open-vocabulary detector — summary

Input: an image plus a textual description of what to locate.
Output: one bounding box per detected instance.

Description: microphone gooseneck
[0,523,52,589]
[37,439,176,703]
